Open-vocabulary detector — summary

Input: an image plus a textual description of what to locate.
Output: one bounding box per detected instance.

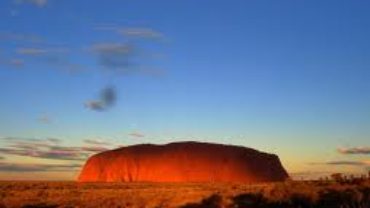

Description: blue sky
[0,0,369,180]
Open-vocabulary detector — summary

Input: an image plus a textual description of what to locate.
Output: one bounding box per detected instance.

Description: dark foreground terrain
[0,179,369,208]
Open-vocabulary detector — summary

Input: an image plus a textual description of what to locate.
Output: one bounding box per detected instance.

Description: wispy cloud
[17,47,68,56]
[337,146,370,155]
[14,46,81,73]
[0,137,113,161]
[128,132,145,138]
[85,86,116,111]
[94,25,164,40]
[81,146,109,152]
[46,138,61,143]
[91,25,166,78]
[44,57,86,73]
[81,139,112,152]
[90,42,165,78]
[310,160,370,167]
[0,162,80,172]
[119,28,164,39]
[84,139,111,146]
[0,147,26,156]
[326,161,369,166]
[84,100,105,111]
[17,48,48,55]
[38,151,85,161]
[0,147,85,161]
[15,0,48,8]
[3,137,60,147]
[91,43,136,73]
[0,32,79,72]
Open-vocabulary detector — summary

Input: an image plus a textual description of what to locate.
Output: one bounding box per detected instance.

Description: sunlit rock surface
[78,141,289,183]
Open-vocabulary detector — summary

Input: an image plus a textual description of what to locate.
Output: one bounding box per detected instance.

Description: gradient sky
[0,0,369,180]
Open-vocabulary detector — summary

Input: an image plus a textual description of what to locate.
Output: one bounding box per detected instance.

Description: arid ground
[0,179,369,208]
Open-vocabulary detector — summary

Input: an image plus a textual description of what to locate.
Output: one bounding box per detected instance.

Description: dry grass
[0,180,369,208]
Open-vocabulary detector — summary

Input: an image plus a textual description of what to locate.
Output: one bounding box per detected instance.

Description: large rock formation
[78,141,289,183]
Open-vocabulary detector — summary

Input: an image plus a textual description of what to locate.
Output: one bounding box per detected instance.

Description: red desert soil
[0,180,369,208]
[79,141,289,183]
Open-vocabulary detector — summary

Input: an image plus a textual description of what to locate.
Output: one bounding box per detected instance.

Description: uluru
[78,141,289,183]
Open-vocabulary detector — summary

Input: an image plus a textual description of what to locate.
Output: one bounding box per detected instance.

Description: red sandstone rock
[78,141,289,183]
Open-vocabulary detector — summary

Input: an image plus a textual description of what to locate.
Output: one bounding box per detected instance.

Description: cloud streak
[84,139,111,146]
[81,146,109,152]
[0,162,80,172]
[17,48,48,55]
[310,160,370,167]
[337,146,370,155]
[326,161,370,166]
[94,25,164,40]
[119,28,164,39]
[91,43,136,74]
[17,47,68,56]
[0,147,85,161]
[10,46,85,74]
[91,25,166,77]
[128,132,145,138]
[0,137,113,161]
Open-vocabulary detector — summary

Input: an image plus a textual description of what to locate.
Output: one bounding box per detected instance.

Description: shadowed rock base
[78,141,289,183]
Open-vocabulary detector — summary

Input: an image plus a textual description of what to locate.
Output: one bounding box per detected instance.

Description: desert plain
[0,178,369,208]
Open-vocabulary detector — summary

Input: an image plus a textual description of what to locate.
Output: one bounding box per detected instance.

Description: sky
[0,0,369,180]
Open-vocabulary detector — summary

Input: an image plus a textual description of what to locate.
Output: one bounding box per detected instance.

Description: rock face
[78,141,289,183]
